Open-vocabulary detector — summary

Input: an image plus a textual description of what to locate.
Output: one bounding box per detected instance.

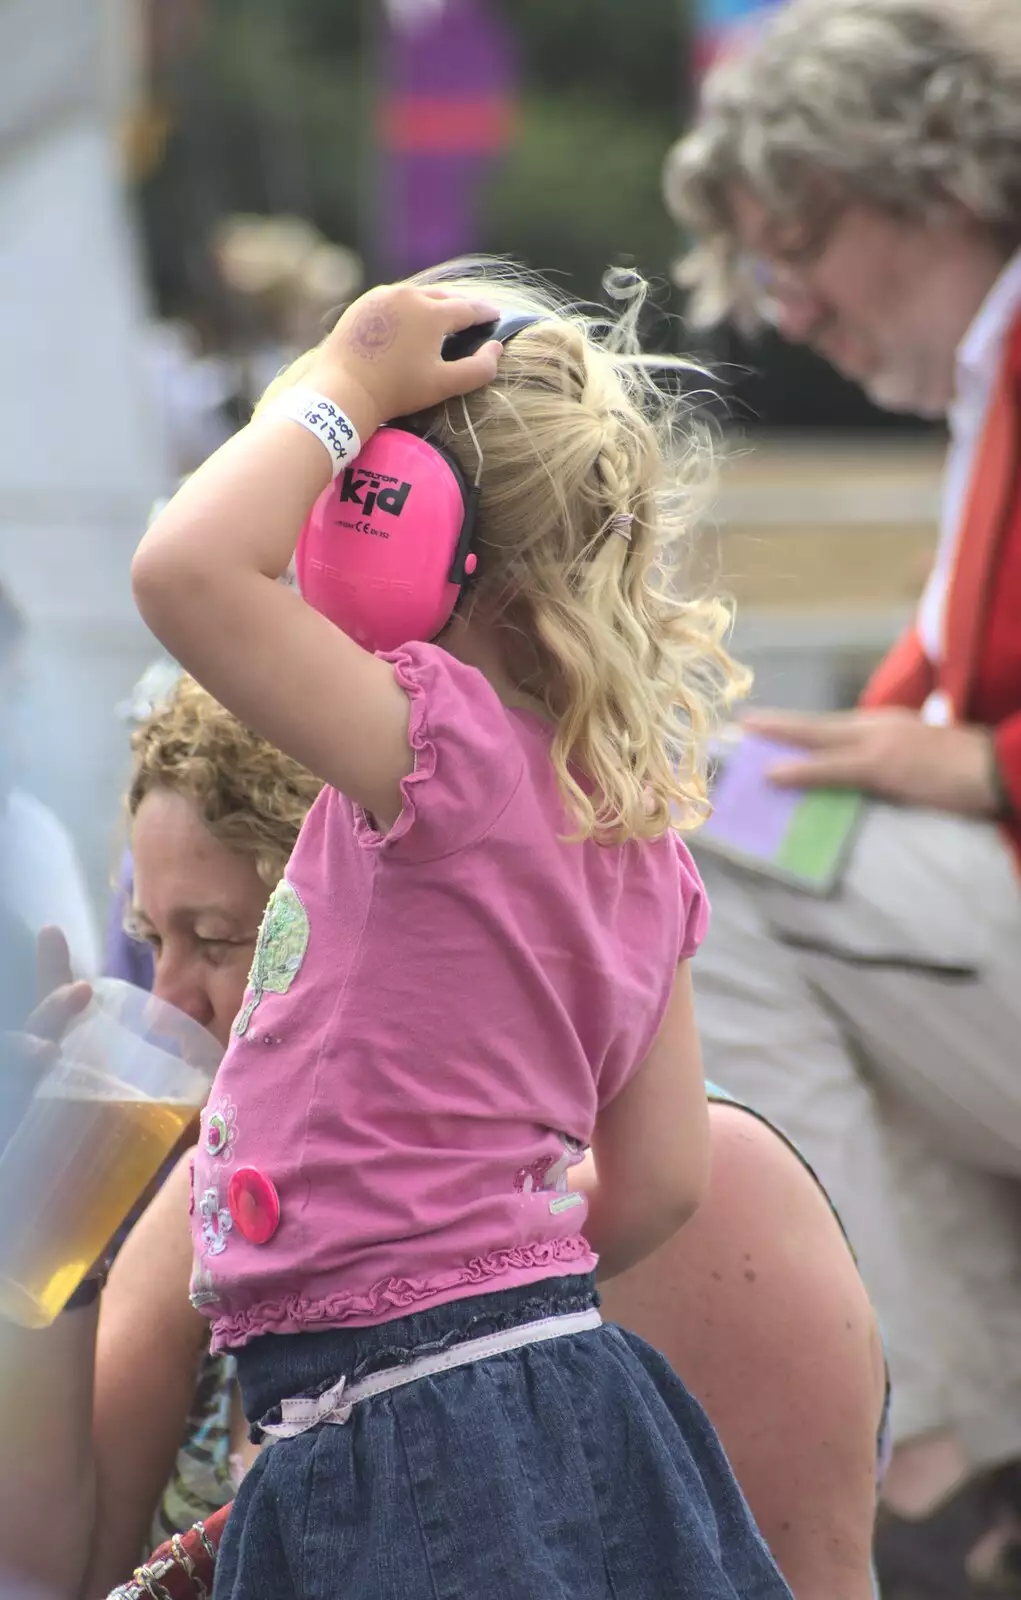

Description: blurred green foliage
[140,0,909,425]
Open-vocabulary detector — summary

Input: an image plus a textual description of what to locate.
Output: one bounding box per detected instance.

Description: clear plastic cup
[0,978,221,1327]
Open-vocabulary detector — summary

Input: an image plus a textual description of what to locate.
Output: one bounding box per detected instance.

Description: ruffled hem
[353,646,435,850]
[209,1236,594,1352]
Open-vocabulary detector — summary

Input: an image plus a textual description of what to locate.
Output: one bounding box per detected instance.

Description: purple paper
[702,734,806,859]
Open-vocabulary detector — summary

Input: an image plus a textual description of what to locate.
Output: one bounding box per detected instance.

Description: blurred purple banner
[375,0,519,276]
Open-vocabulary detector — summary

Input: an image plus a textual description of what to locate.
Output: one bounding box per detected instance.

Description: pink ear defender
[295,311,539,654]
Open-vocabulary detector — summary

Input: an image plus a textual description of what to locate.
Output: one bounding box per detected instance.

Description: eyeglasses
[734,251,815,320]
[733,207,843,331]
[733,249,841,344]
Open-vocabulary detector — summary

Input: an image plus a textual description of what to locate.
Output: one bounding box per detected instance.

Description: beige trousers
[693,803,1021,1467]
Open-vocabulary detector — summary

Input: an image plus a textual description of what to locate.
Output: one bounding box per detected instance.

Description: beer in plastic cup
[0,978,221,1327]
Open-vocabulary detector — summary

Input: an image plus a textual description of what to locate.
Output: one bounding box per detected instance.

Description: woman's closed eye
[122,915,253,966]
[195,935,251,968]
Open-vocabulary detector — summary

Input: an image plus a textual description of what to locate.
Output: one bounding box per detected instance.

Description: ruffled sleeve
[675,833,710,961]
[353,641,525,863]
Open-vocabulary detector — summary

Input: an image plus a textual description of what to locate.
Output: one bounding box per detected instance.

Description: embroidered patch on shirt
[514,1134,587,1195]
[199,1187,233,1256]
[203,1094,238,1162]
[189,1258,219,1309]
[233,879,310,1036]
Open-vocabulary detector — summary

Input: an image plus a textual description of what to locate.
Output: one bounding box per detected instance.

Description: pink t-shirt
[189,643,708,1352]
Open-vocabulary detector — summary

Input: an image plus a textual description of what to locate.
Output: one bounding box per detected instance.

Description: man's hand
[743,707,1000,816]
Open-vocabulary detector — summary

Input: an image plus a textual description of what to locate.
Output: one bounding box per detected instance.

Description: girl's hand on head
[311,284,505,435]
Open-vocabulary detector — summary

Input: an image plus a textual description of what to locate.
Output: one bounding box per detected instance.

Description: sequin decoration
[199,1187,233,1257]
[189,1258,219,1309]
[233,879,310,1037]
[514,1133,587,1195]
[203,1095,238,1162]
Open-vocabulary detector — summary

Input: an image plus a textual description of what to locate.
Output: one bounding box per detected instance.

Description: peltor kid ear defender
[295,311,539,653]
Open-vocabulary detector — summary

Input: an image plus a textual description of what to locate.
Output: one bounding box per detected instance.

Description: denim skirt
[215,1274,792,1600]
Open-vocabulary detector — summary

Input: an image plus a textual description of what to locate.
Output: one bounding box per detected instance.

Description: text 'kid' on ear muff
[295,311,539,654]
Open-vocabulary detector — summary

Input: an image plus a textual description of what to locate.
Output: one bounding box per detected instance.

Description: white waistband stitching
[261,1306,603,1440]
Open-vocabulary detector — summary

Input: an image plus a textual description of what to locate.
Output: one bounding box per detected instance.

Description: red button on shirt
[227,1167,280,1245]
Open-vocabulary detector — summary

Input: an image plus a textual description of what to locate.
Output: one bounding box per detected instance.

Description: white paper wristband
[266,388,361,478]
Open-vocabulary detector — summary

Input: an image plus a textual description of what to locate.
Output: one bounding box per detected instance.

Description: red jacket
[861,313,1021,863]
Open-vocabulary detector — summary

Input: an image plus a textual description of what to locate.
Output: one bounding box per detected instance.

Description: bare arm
[576,963,710,1280]
[81,1153,208,1598]
[602,1103,884,1600]
[0,936,208,1596]
[0,1156,205,1600]
[0,1302,99,1596]
[0,935,97,1594]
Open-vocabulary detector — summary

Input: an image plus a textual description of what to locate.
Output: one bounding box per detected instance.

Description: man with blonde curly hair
[667,1,1021,1593]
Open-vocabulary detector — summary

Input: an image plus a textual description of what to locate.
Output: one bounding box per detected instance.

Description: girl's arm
[576,962,710,1281]
[132,285,502,826]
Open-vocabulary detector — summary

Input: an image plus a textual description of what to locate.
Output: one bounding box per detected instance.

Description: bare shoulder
[605,1100,884,1599]
[705,1100,884,1377]
[708,1097,870,1266]
[607,1098,885,1414]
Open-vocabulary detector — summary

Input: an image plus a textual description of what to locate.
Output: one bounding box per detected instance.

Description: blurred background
[0,0,943,942]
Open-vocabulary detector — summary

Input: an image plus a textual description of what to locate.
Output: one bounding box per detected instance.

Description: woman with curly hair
[0,678,322,1597]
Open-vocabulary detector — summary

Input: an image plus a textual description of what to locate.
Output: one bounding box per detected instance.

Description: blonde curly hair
[128,674,322,889]
[666,0,1021,329]
[258,259,748,844]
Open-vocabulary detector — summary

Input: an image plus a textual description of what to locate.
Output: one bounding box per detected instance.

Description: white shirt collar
[957,247,1021,384]
[921,246,1021,672]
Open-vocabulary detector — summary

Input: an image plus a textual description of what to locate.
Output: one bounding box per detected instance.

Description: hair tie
[608,513,633,542]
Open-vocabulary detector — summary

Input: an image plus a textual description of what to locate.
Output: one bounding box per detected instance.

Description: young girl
[133,263,790,1599]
